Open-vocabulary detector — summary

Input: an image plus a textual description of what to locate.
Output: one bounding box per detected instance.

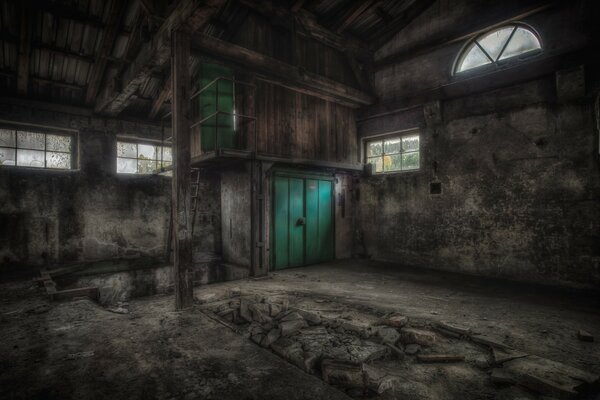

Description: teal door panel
[273,174,334,270]
[318,180,334,262]
[289,178,305,267]
[273,177,289,269]
[305,179,319,264]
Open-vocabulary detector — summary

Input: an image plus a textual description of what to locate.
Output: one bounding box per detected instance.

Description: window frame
[362,128,421,175]
[452,22,543,76]
[0,125,78,171]
[115,138,172,175]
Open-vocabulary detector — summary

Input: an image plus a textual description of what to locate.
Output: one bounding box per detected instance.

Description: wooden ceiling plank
[85,0,127,105]
[334,0,376,34]
[370,0,436,49]
[17,3,32,95]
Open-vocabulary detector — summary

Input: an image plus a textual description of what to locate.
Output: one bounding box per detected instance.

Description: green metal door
[288,178,305,267]
[273,174,334,270]
[198,63,235,151]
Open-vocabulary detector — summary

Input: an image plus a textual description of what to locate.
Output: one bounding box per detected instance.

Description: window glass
[498,27,541,60]
[456,25,541,73]
[116,140,172,175]
[365,131,420,173]
[0,128,75,169]
[477,27,514,60]
[457,43,491,72]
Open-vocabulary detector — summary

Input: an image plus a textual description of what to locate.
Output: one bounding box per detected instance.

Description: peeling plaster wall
[0,129,171,270]
[357,0,600,288]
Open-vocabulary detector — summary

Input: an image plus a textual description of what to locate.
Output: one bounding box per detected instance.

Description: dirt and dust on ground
[1,260,599,400]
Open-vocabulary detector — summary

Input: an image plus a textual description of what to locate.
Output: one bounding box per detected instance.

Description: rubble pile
[198,289,600,399]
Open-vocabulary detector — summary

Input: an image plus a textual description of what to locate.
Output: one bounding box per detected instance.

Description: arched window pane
[477,26,514,61]
[499,27,541,60]
[457,43,492,73]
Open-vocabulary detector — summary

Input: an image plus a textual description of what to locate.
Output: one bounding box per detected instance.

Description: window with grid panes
[365,132,420,173]
[0,127,75,169]
[116,140,172,174]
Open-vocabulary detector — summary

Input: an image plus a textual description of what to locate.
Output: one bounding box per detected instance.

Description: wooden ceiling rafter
[17,2,32,95]
[85,0,128,105]
[94,0,227,116]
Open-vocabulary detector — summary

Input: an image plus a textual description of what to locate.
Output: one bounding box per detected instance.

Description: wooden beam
[374,1,555,69]
[334,0,376,34]
[239,0,371,57]
[85,1,127,105]
[95,0,226,116]
[191,33,374,107]
[17,3,32,95]
[291,0,308,12]
[369,0,436,49]
[149,73,171,119]
[171,29,194,310]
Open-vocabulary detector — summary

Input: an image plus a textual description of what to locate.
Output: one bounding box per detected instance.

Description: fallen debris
[398,327,437,347]
[377,312,408,328]
[577,330,594,342]
[416,354,465,363]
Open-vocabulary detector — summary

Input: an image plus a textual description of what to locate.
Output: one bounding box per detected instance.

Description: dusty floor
[1,259,599,399]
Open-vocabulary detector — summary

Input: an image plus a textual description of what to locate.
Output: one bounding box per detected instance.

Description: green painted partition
[273,173,334,270]
[198,63,235,151]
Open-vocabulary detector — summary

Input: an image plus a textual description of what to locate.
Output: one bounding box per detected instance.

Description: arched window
[455,24,541,74]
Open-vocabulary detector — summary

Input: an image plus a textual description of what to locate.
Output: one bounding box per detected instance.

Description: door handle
[296,217,306,226]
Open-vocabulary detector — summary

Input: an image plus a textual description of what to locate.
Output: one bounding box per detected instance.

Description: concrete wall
[0,100,173,272]
[356,0,600,288]
[0,128,171,270]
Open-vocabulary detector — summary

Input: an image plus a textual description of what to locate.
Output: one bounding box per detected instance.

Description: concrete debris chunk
[416,354,465,363]
[303,351,320,373]
[436,321,472,336]
[251,333,265,345]
[404,344,421,355]
[293,308,322,325]
[279,319,308,336]
[490,368,517,384]
[471,333,512,350]
[375,326,401,345]
[280,311,303,322]
[577,330,594,342]
[261,328,281,348]
[249,303,272,324]
[492,347,528,364]
[239,298,252,322]
[377,312,408,328]
[269,303,282,317]
[346,342,390,363]
[321,359,365,388]
[398,328,437,347]
[107,306,129,314]
[502,355,599,399]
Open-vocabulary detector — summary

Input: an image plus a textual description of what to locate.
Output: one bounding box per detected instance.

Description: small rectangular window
[365,131,420,173]
[0,127,75,169]
[116,140,171,175]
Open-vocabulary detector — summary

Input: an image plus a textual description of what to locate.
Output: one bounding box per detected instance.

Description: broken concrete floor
[1,260,599,399]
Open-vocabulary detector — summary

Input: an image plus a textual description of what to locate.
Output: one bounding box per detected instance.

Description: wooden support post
[171,29,194,310]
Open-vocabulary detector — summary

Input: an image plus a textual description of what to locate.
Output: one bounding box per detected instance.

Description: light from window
[366,133,420,173]
[0,128,74,169]
[456,25,541,74]
[116,141,171,174]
